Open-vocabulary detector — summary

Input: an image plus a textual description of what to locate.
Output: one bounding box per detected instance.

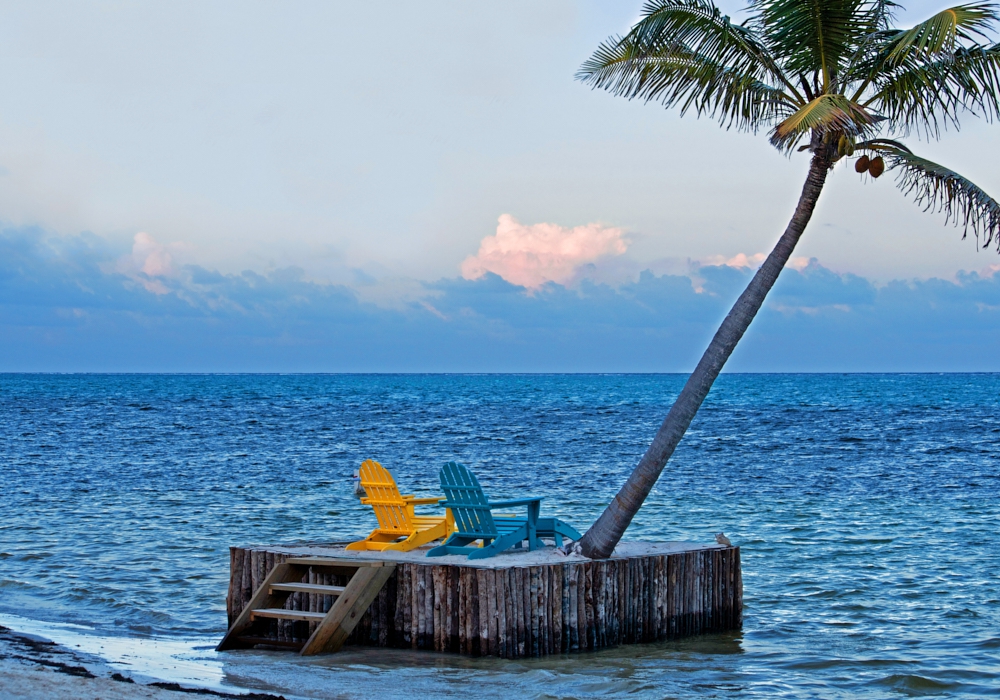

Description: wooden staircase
[217,557,395,656]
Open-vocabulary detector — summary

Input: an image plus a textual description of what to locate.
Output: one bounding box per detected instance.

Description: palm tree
[574,0,1000,559]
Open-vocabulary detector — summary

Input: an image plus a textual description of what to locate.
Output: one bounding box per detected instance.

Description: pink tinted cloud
[132,232,174,277]
[701,252,766,269]
[461,214,628,289]
[116,232,179,294]
[699,252,812,271]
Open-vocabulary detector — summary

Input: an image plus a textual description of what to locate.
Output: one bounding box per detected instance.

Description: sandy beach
[0,626,282,700]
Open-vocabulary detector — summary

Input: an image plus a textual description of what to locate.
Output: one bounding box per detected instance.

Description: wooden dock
[224,541,742,658]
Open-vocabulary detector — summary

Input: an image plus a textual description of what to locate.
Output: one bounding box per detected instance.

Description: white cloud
[700,252,766,269]
[460,214,628,289]
[115,232,183,295]
[697,252,813,271]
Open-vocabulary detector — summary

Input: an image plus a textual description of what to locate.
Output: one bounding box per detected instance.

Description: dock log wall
[226,546,742,658]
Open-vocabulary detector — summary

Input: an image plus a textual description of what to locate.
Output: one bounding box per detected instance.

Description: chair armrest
[490,498,542,508]
[404,496,443,505]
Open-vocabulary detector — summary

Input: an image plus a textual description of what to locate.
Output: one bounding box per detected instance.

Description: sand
[0,663,184,700]
[0,626,283,700]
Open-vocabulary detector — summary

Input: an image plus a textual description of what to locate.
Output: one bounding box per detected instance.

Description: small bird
[715,532,732,546]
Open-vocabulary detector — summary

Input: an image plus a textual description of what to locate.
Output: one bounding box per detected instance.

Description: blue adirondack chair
[426,461,582,560]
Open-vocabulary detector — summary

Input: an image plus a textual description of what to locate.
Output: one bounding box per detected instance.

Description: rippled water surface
[1,373,999,698]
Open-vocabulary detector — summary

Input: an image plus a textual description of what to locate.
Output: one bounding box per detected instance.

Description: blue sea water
[1,373,998,698]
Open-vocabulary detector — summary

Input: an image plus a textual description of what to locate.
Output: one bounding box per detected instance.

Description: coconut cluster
[855,154,885,178]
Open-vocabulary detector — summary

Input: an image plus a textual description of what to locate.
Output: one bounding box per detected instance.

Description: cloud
[786,256,811,272]
[697,252,813,271]
[460,214,627,288]
[4,226,1000,372]
[114,232,186,295]
[980,263,1000,279]
[700,252,766,269]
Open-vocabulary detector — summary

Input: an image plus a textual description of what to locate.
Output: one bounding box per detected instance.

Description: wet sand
[0,626,283,700]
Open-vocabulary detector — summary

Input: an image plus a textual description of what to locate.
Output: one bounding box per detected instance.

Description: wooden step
[218,558,396,655]
[250,608,327,622]
[300,564,396,655]
[269,582,346,596]
[284,557,386,567]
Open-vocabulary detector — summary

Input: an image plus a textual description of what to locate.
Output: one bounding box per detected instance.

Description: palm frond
[579,31,795,129]
[861,142,1000,247]
[866,43,1000,135]
[749,0,883,86]
[884,3,997,66]
[770,94,877,150]
[626,0,800,97]
[855,137,912,152]
[867,0,901,30]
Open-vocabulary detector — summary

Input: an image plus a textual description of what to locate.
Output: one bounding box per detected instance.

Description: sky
[2,0,999,372]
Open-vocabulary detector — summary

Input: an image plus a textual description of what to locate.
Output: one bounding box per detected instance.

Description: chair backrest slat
[359,459,411,534]
[439,461,497,537]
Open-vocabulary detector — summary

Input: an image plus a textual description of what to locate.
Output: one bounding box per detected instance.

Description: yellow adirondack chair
[346,459,453,552]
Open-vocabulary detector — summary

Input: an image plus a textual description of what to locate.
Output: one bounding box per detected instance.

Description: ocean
[1,373,998,697]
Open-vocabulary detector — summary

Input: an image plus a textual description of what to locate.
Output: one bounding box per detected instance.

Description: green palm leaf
[577,0,802,131]
[845,4,999,104]
[861,141,1000,247]
[884,3,997,66]
[624,0,798,95]
[867,43,1000,134]
[770,94,877,149]
[580,36,794,129]
[749,0,886,89]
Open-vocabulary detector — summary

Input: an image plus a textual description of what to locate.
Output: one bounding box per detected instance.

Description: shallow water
[1,373,998,698]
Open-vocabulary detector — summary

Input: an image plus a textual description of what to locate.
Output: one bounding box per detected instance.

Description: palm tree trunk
[578,150,833,559]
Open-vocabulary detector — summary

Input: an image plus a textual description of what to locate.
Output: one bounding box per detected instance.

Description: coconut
[855,155,870,173]
[869,156,885,178]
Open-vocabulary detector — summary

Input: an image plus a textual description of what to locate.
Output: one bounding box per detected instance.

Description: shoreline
[0,625,284,700]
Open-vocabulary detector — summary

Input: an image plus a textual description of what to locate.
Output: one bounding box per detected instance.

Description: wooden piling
[225,543,742,658]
